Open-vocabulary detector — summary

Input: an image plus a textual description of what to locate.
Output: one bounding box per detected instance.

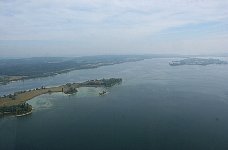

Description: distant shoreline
[169,58,228,66]
[0,56,144,85]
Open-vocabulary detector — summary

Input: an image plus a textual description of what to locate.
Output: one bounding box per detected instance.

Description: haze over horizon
[0,0,228,57]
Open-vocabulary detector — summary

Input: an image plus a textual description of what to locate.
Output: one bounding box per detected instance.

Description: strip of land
[0,78,122,117]
[169,58,228,66]
[0,55,145,85]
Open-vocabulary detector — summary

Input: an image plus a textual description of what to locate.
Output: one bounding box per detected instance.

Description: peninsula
[0,78,122,117]
[169,58,228,66]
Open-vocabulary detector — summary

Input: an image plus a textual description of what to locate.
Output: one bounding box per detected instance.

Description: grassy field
[0,78,122,107]
[0,85,65,107]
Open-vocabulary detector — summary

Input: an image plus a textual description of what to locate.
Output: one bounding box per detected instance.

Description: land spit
[0,78,122,117]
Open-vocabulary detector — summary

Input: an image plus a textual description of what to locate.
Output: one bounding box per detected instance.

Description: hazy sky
[0,0,228,57]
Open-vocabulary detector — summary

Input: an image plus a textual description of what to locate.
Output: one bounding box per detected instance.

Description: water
[1,58,228,150]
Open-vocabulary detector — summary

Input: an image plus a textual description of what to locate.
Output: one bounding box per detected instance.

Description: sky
[0,0,228,57]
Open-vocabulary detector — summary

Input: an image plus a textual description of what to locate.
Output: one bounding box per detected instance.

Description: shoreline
[0,78,122,117]
[0,57,142,85]
[16,110,32,117]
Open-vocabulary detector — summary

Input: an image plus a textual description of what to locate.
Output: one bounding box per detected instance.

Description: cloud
[0,0,228,55]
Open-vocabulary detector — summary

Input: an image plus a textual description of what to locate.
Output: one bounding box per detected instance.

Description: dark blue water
[1,58,228,150]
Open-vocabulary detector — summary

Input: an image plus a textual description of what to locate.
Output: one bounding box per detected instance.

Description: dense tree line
[0,56,145,78]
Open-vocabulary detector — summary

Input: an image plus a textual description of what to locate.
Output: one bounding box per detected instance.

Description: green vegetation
[169,58,228,66]
[64,84,78,94]
[0,103,32,117]
[0,55,145,84]
[80,78,122,87]
[101,78,122,87]
[0,78,122,117]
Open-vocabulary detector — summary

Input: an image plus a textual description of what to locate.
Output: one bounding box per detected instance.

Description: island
[169,58,228,66]
[0,78,122,117]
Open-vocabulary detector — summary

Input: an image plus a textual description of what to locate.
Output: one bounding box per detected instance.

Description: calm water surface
[1,58,228,150]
